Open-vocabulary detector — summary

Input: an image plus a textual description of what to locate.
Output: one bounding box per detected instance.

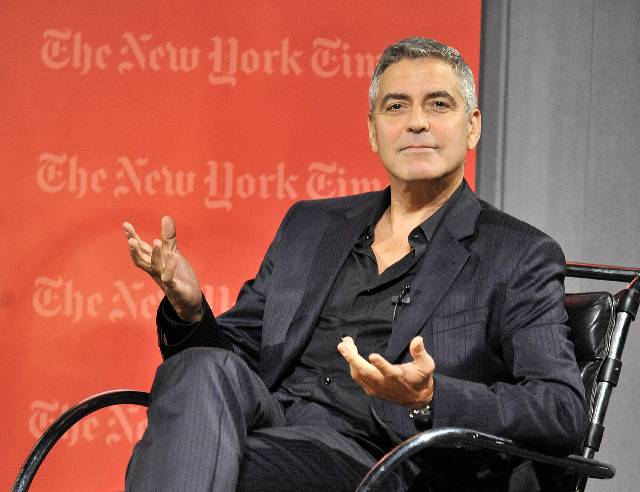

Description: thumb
[410,336,434,369]
[161,215,178,252]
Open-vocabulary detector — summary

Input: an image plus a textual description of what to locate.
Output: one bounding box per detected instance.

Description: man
[123,38,586,491]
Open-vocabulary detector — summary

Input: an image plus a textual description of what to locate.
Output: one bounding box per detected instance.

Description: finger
[123,222,138,239]
[338,337,359,363]
[123,222,151,250]
[337,336,361,361]
[338,339,369,368]
[161,216,177,254]
[127,236,146,265]
[338,340,382,381]
[368,353,403,378]
[151,239,164,278]
[340,336,358,351]
[124,222,153,258]
[124,222,143,256]
[409,336,435,372]
[127,236,154,272]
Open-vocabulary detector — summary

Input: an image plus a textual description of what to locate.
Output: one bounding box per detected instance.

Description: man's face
[368,57,481,187]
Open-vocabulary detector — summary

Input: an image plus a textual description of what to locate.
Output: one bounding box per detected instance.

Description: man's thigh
[237,426,406,492]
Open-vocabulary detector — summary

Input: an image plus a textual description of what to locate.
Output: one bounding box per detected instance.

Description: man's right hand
[123,216,203,323]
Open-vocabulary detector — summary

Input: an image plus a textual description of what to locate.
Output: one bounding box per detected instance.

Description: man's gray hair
[368,37,477,114]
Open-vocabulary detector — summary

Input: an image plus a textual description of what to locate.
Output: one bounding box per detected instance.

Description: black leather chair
[13,262,640,492]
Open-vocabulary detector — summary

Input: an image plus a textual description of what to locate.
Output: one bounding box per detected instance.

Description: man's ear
[368,113,379,154]
[466,108,481,151]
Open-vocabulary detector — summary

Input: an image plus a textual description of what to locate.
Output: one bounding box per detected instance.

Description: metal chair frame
[13,262,640,492]
[13,391,150,492]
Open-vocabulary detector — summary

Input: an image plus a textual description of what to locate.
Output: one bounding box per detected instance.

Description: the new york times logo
[41,30,378,85]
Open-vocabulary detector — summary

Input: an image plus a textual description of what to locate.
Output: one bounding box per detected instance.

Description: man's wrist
[409,382,435,430]
[167,294,204,323]
[177,303,203,323]
[409,378,434,410]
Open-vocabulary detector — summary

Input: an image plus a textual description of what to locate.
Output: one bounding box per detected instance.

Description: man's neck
[384,174,462,237]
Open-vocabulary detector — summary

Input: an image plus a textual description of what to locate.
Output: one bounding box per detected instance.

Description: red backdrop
[1,1,481,489]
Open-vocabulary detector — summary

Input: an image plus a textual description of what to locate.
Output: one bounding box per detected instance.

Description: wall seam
[582,0,597,265]
[497,0,511,211]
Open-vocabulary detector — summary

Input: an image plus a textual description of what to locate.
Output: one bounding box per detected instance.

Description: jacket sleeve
[155,203,298,372]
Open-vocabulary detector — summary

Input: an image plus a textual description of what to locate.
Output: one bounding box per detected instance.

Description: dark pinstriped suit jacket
[166,181,586,482]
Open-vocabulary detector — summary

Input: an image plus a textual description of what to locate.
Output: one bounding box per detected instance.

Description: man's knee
[150,347,247,396]
[157,346,246,375]
[148,345,284,431]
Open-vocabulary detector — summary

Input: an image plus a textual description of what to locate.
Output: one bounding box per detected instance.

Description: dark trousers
[125,347,392,492]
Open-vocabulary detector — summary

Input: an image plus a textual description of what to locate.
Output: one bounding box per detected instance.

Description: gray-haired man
[124,37,585,492]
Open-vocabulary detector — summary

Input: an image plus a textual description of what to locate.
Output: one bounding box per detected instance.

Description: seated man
[123,37,586,491]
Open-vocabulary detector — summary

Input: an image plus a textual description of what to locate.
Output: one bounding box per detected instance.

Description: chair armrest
[356,427,615,492]
[13,389,150,492]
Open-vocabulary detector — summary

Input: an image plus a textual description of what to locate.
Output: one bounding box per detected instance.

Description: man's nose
[406,107,430,133]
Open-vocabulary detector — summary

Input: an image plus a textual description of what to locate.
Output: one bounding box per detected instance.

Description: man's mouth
[400,145,437,152]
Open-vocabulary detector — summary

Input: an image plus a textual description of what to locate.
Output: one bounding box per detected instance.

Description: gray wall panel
[502,0,594,261]
[478,1,640,490]
[584,2,640,266]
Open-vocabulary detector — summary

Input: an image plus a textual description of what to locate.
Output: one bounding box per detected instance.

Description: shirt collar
[358,180,465,245]
[417,180,465,241]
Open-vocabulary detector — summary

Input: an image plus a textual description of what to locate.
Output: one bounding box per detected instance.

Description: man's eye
[386,103,403,111]
[431,101,450,111]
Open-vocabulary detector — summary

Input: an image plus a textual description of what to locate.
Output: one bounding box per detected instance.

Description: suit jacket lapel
[383,227,470,361]
[384,183,481,362]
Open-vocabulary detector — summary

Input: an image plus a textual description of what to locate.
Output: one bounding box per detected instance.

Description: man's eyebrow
[426,91,458,105]
[379,92,411,108]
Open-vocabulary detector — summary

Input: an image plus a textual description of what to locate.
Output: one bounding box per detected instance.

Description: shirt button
[323,376,332,385]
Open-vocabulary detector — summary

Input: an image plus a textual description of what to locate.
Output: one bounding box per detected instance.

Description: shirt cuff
[157,296,203,346]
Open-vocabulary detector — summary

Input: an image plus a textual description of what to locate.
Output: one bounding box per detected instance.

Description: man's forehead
[377,57,464,101]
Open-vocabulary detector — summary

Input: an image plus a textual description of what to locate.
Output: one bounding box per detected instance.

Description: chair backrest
[565,292,615,408]
[563,268,639,492]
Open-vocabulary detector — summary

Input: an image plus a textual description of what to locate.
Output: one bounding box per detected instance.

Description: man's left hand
[337,336,435,408]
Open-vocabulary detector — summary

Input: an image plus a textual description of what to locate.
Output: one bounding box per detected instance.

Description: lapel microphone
[392,285,411,323]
